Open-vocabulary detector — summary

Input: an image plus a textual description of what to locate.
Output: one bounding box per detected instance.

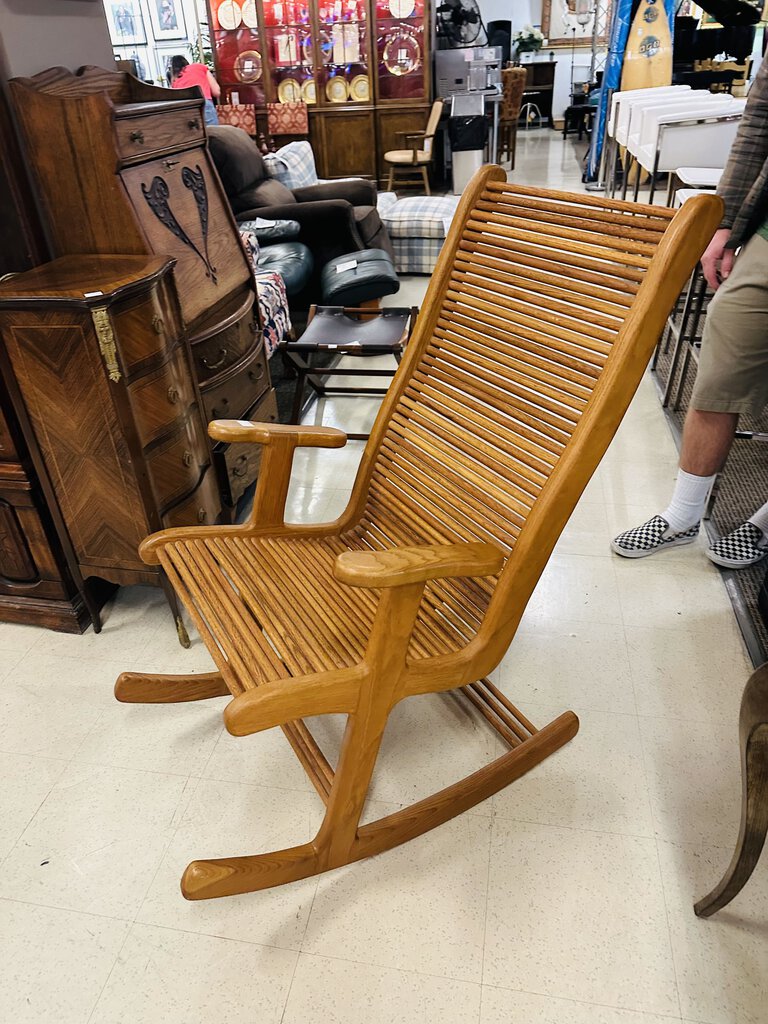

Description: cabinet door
[1,314,148,572]
[121,150,251,327]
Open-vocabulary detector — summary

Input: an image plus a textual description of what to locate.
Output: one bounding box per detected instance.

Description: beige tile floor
[1,133,767,1023]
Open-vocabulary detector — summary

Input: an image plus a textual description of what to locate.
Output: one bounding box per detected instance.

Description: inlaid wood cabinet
[9,65,275,518]
[0,256,221,642]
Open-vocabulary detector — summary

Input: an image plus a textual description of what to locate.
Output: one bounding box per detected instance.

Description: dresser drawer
[128,348,196,448]
[145,416,210,514]
[115,107,206,163]
[215,388,278,508]
[162,465,220,529]
[192,303,260,385]
[202,343,269,423]
[112,277,183,379]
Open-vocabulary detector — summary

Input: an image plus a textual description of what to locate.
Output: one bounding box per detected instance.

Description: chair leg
[160,572,191,648]
[386,165,394,191]
[695,664,768,917]
[421,165,430,196]
[510,123,518,171]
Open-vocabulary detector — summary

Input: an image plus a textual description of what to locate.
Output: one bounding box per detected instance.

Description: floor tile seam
[0,706,97,872]
[0,892,134,924]
[651,835,685,1021]
[288,947,484,987]
[487,810,657,843]
[478,808,495,1024]
[133,773,207,927]
[479,979,685,1021]
[84,913,136,1024]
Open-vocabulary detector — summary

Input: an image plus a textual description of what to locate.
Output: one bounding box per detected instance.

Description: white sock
[747,498,768,538]
[661,469,716,533]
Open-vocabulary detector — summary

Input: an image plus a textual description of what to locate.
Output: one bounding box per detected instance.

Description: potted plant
[513,24,545,60]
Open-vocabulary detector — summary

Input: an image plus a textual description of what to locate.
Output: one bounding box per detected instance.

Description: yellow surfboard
[621,0,673,91]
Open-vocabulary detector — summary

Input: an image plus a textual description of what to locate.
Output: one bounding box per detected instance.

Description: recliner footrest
[321,249,400,306]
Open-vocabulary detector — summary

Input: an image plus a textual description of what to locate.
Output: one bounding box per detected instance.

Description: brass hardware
[248,366,265,383]
[211,398,228,418]
[248,321,260,335]
[182,450,193,467]
[202,348,228,371]
[163,159,180,170]
[130,130,144,144]
[91,306,121,383]
[188,118,201,130]
[232,453,248,477]
[151,315,164,334]
[197,508,207,524]
[167,386,179,404]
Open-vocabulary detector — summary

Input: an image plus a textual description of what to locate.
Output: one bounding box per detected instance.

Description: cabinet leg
[160,572,191,648]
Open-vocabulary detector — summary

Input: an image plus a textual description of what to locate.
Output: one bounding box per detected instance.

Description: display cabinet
[207,0,431,181]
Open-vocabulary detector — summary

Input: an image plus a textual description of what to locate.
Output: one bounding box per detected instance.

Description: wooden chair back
[422,99,444,156]
[340,168,722,679]
[500,67,527,122]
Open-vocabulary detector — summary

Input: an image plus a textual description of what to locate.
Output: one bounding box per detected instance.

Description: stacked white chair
[627,95,744,202]
[607,86,691,197]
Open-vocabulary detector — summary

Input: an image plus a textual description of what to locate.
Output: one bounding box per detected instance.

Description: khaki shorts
[691,231,768,417]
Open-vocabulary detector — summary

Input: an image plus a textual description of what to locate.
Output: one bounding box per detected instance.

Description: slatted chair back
[342,167,720,674]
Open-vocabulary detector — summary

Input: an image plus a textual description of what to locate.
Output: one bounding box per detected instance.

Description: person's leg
[612,232,768,559]
[680,409,739,476]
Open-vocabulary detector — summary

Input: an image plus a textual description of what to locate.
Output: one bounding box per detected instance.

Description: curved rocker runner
[115,168,722,900]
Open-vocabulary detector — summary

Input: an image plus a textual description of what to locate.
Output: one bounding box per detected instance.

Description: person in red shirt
[169,55,221,125]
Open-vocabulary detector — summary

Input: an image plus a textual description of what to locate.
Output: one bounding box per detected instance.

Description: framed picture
[147,0,187,41]
[105,0,146,46]
[541,0,612,48]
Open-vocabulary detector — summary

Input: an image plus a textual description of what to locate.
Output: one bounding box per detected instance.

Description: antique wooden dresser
[0,255,222,645]
[9,65,276,517]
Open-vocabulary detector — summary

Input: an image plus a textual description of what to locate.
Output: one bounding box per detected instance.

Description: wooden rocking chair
[115,168,721,900]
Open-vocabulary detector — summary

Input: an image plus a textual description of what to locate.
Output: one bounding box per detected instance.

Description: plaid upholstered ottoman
[379,195,461,275]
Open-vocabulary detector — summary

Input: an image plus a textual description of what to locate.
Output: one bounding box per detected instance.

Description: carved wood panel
[121,152,250,326]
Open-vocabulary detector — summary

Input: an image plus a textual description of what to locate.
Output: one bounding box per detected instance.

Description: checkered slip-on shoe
[706,522,768,569]
[611,515,699,559]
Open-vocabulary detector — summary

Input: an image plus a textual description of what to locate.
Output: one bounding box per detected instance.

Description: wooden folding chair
[115,168,721,900]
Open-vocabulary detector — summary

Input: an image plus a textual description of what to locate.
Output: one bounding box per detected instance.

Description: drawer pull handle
[211,398,229,418]
[163,159,180,170]
[197,508,207,524]
[248,366,265,383]
[152,315,164,334]
[130,130,145,144]
[249,321,260,335]
[167,386,180,404]
[232,455,249,478]
[188,118,201,130]
[202,348,228,371]
[182,450,194,467]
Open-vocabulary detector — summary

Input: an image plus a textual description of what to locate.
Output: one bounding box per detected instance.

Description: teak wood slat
[114,170,723,899]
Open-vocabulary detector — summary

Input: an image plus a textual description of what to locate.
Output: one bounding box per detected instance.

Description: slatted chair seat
[115,168,721,901]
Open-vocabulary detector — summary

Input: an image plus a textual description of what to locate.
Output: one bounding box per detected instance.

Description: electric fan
[435,0,487,48]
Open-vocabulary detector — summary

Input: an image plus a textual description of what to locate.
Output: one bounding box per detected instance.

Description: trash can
[449,94,488,195]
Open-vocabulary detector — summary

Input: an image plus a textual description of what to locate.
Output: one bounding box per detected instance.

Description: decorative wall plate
[382,28,420,76]
[301,78,317,103]
[234,49,262,82]
[349,74,370,101]
[388,0,415,16]
[316,29,333,61]
[326,75,349,102]
[217,0,242,31]
[277,77,302,102]
[241,0,258,28]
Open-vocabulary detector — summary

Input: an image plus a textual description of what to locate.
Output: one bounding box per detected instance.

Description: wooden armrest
[208,419,347,449]
[334,542,504,589]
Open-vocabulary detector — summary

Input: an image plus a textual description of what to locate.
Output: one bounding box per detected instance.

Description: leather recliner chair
[207,126,394,272]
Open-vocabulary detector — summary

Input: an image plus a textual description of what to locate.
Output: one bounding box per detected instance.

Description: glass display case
[207,0,431,179]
